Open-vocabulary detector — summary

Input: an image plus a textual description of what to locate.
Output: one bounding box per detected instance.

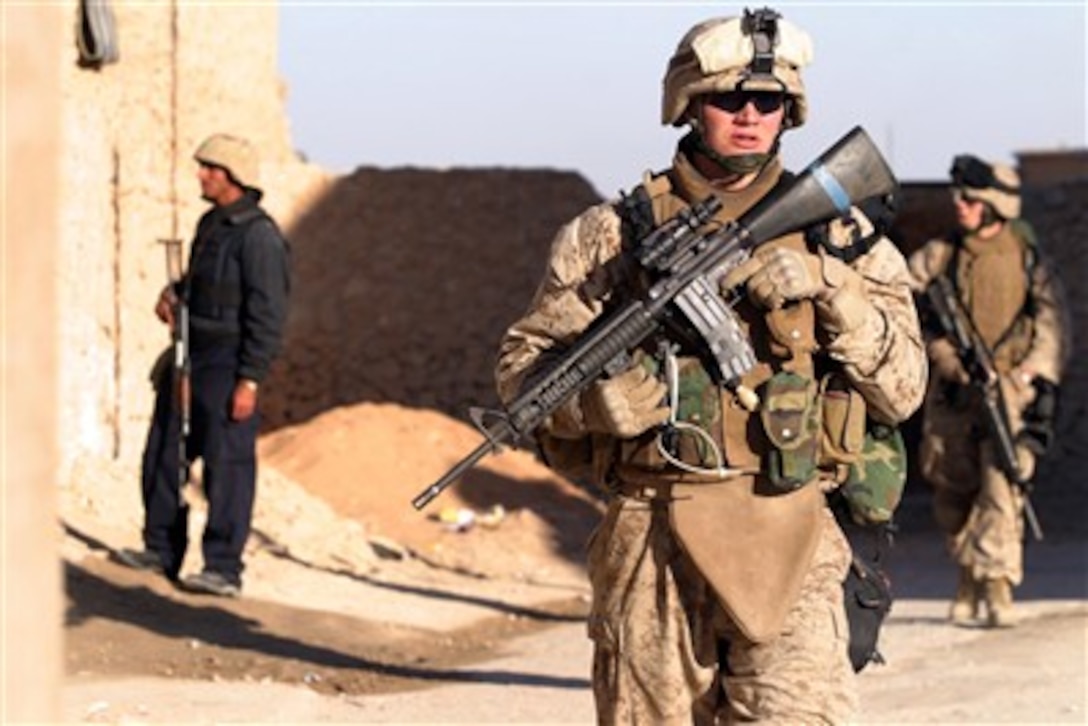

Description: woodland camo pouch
[841,423,907,525]
[761,370,821,491]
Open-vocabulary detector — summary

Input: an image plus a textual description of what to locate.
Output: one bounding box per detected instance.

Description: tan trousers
[919,382,1032,584]
[586,496,855,725]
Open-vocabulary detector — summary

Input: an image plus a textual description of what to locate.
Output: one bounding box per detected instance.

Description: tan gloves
[723,247,825,309]
[582,364,670,438]
[722,247,873,334]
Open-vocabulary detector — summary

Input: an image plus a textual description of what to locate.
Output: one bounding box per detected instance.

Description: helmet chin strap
[959,201,1001,234]
[681,127,777,178]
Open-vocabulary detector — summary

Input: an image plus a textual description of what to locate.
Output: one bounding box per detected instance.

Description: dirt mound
[62,400,602,589]
[258,402,603,584]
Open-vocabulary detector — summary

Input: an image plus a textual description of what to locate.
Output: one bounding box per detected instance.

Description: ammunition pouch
[818,373,867,468]
[761,371,821,491]
[783,372,909,524]
[1018,377,1060,456]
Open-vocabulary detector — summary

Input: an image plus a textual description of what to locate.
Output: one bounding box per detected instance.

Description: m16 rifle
[161,238,191,492]
[924,274,1044,541]
[411,126,898,511]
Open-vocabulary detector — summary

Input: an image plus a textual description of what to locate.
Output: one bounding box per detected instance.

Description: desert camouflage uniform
[908,227,1066,585]
[496,149,927,724]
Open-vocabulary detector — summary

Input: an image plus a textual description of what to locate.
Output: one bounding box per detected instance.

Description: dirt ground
[59,403,1087,724]
[60,402,602,720]
[63,550,589,702]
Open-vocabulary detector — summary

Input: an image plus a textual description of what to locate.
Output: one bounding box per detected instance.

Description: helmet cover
[662,8,813,128]
[950,154,1020,219]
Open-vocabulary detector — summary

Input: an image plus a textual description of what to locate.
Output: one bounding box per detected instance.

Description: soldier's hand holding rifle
[722,245,876,335]
[582,363,670,439]
[155,285,178,327]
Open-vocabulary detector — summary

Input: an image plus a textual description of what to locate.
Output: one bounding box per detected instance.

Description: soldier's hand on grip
[155,285,178,326]
[723,246,875,337]
[582,364,670,438]
[928,338,970,384]
[722,246,825,309]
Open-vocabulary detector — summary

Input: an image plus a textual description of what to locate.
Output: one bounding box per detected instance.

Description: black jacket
[185,190,290,382]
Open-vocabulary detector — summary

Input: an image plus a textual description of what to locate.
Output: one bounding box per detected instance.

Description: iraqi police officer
[496,8,926,723]
[119,133,291,597]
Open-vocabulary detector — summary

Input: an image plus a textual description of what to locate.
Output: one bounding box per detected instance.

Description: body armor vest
[616,164,824,477]
[185,203,270,341]
[950,222,1035,373]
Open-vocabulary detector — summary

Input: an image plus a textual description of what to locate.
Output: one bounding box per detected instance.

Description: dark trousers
[140,345,259,584]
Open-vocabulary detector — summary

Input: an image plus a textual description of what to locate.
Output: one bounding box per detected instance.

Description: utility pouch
[819,373,867,468]
[844,554,892,672]
[1018,377,1060,456]
[148,346,173,392]
[841,423,907,525]
[761,371,821,491]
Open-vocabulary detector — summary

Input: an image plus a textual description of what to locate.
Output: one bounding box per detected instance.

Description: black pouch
[148,346,173,392]
[843,555,892,672]
[1018,377,1060,456]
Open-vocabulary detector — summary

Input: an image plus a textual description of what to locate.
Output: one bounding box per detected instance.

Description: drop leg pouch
[843,555,892,672]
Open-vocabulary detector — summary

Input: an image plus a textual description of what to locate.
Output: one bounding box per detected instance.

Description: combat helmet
[194,133,260,192]
[662,7,813,129]
[950,154,1021,220]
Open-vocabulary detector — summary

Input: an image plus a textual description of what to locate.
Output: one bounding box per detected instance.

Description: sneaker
[115,548,165,575]
[181,570,241,598]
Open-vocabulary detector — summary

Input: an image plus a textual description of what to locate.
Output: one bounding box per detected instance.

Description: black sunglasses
[705,91,786,115]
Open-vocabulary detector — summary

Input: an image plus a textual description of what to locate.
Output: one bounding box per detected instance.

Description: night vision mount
[950,154,1019,193]
[742,7,781,76]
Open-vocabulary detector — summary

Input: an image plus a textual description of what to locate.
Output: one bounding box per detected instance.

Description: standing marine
[496,8,927,723]
[908,154,1068,628]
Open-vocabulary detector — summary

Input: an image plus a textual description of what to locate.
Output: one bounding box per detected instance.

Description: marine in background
[908,154,1068,628]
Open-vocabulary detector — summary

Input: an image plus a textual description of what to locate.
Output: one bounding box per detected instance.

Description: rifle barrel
[1023,495,1044,542]
[413,438,500,510]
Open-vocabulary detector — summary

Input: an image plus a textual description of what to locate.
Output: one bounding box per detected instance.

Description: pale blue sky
[278,2,1087,197]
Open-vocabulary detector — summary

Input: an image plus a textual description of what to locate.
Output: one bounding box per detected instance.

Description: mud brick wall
[260,167,602,429]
